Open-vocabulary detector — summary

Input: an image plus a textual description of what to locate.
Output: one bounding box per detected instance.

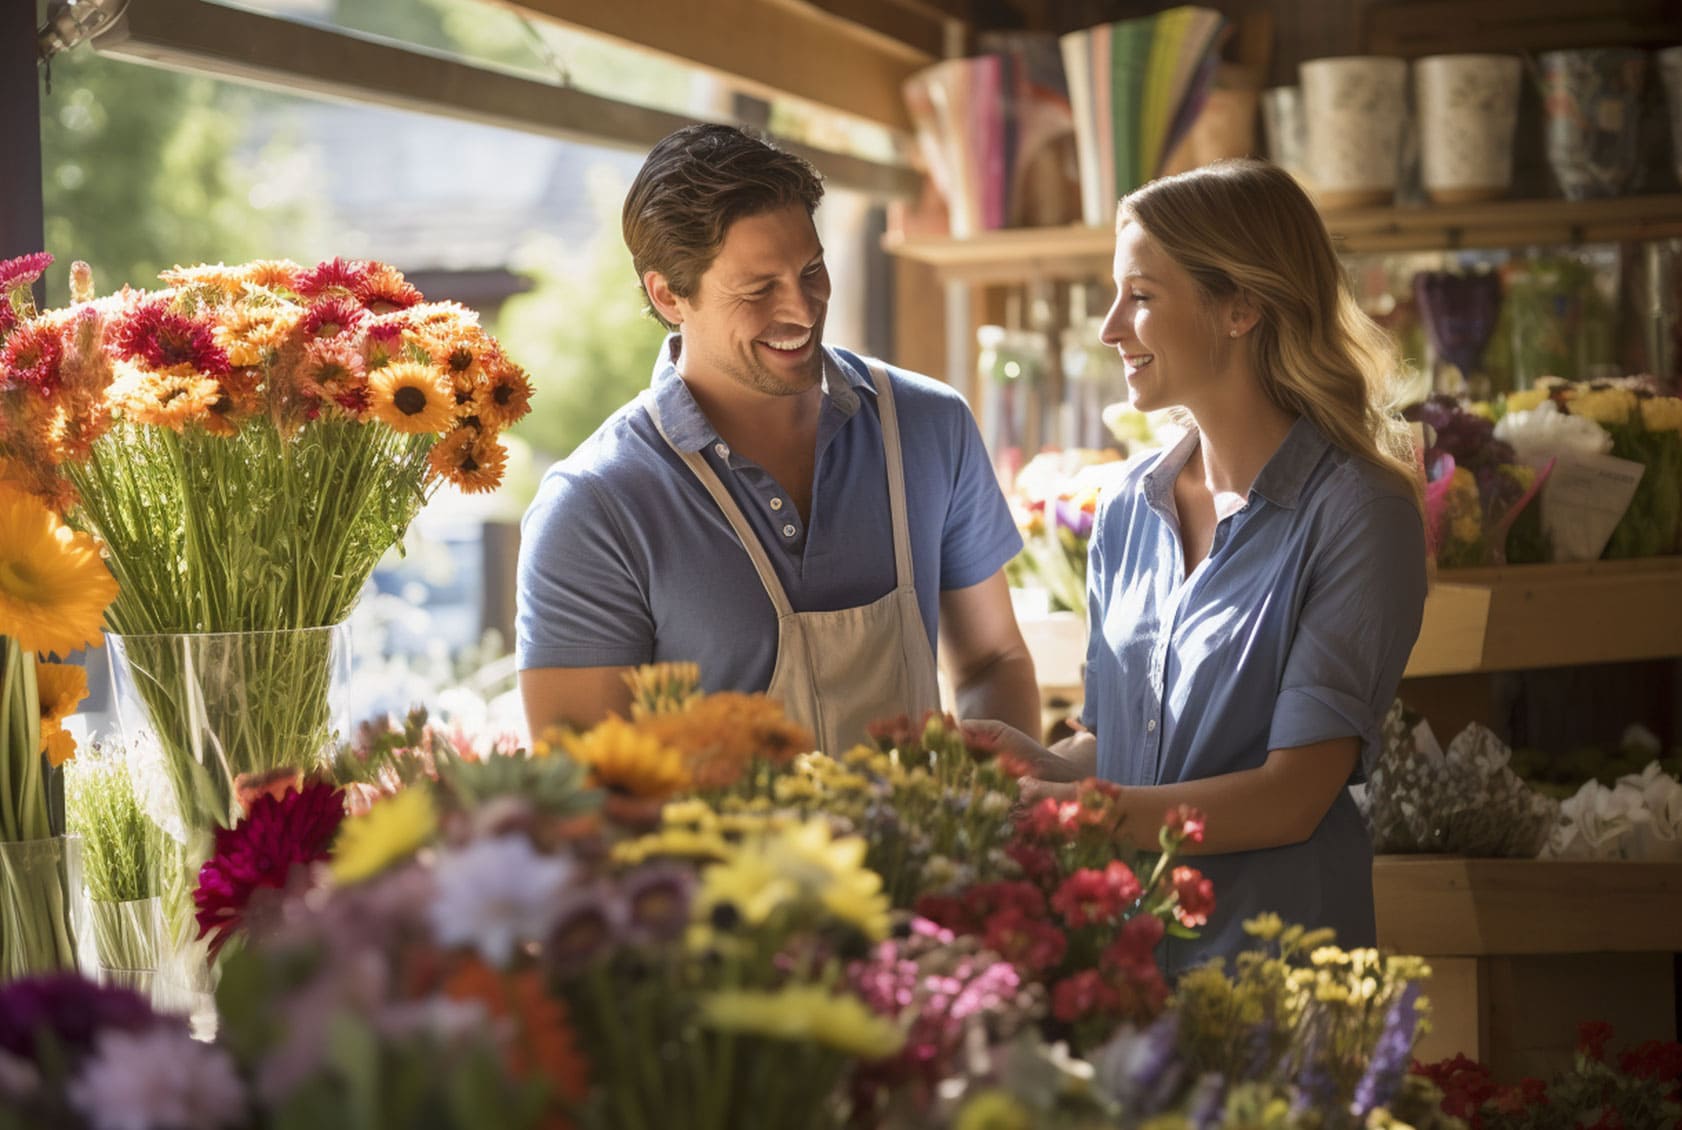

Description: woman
[974,159,1427,975]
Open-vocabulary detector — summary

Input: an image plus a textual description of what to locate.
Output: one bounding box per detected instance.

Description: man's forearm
[953,652,1041,740]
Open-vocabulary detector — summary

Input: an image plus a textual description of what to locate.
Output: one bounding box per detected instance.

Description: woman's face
[1099,222,1228,415]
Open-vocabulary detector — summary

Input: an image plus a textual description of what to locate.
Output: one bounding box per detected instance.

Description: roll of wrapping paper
[1060,6,1227,225]
[903,42,1075,235]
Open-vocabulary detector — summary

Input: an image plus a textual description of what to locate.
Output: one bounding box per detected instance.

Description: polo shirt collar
[648,333,872,453]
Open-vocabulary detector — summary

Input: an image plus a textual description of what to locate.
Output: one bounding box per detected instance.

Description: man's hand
[961,719,1094,783]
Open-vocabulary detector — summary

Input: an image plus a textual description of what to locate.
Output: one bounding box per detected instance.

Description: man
[516,124,1037,753]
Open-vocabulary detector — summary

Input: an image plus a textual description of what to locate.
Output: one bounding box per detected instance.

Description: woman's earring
[1229,329,1239,338]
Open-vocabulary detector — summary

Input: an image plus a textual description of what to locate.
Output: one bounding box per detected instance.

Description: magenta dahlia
[111,300,231,377]
[194,779,346,956]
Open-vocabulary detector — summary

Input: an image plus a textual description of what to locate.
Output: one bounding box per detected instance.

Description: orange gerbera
[36,660,88,767]
[369,361,454,435]
[443,959,590,1110]
[426,427,508,493]
[0,483,117,656]
[202,367,263,437]
[639,693,815,790]
[118,368,220,431]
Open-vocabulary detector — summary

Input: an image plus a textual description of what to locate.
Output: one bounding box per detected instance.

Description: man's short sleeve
[515,467,656,670]
[937,392,1023,591]
[1267,494,1427,777]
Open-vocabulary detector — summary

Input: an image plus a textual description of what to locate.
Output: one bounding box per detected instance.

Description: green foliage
[496,167,670,460]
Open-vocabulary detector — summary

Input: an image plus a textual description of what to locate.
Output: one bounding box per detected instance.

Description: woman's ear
[644,271,684,328]
[1226,290,1262,339]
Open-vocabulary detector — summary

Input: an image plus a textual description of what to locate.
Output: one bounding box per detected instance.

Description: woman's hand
[1016,778,1080,804]
[961,720,1092,783]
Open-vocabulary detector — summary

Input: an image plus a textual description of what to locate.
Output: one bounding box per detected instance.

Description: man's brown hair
[622,124,824,330]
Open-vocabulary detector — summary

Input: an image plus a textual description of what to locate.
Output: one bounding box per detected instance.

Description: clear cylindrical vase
[89,895,163,993]
[0,835,90,981]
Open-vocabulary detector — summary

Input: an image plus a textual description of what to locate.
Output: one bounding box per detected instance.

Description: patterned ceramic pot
[1301,56,1408,209]
[1539,48,1648,200]
[1414,54,1522,204]
[1261,85,1311,186]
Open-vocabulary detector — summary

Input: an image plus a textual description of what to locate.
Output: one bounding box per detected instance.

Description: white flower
[429,835,576,966]
[1548,780,1651,859]
[1493,400,1613,460]
[68,1027,244,1130]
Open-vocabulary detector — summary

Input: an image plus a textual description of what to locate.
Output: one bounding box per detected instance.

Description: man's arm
[938,569,1040,738]
[520,665,635,738]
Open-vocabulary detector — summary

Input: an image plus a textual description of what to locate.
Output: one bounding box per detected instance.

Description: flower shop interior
[3,0,1682,1127]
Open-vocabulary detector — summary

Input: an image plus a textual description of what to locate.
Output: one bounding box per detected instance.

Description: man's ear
[644,271,685,328]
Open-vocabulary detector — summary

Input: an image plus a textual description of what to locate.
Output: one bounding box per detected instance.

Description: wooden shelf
[1404,557,1682,678]
[1374,856,1682,955]
[886,194,1682,283]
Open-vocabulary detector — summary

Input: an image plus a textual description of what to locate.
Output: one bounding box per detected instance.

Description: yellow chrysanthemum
[1242,912,1285,942]
[698,986,905,1058]
[1503,387,1552,413]
[331,785,438,885]
[698,817,889,940]
[426,427,508,493]
[611,826,733,867]
[369,361,455,435]
[559,717,688,799]
[1569,387,1639,428]
[1640,395,1682,435]
[955,1090,1034,1130]
[117,368,220,431]
[0,484,117,656]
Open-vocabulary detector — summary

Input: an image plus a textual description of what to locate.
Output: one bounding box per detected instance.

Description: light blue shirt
[516,339,1021,695]
[1081,418,1426,974]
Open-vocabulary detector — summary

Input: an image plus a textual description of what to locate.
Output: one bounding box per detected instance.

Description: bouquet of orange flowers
[0,251,533,947]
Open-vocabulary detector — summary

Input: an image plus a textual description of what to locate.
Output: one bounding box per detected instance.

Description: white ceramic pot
[1414,54,1522,204]
[1301,55,1408,209]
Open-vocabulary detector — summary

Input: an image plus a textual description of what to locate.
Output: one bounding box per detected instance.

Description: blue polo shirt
[516,339,1022,695]
[1081,418,1426,975]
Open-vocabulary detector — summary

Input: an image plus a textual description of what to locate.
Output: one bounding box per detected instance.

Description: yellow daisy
[698,986,905,1058]
[559,717,688,799]
[117,368,220,432]
[331,785,438,885]
[0,484,117,657]
[698,817,889,940]
[369,361,454,435]
[425,427,508,494]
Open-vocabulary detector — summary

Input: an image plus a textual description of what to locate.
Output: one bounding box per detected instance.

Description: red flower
[1619,1039,1682,1098]
[0,252,53,293]
[1020,797,1081,840]
[1051,969,1118,1023]
[1050,861,1143,929]
[1170,866,1215,928]
[112,300,230,376]
[1577,1019,1615,1062]
[982,906,1066,973]
[1102,912,1165,974]
[1004,839,1057,882]
[1163,804,1206,845]
[300,296,368,340]
[962,880,1045,922]
[194,779,345,956]
[0,322,64,395]
[912,893,972,935]
[294,256,373,298]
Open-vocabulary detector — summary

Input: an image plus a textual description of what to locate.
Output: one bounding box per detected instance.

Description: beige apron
[644,361,941,754]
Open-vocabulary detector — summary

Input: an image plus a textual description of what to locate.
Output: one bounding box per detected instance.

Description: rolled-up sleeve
[1268,494,1427,777]
[515,466,655,670]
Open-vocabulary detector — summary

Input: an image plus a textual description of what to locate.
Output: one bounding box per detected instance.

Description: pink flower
[193,780,345,956]
[293,257,373,298]
[0,252,53,294]
[1170,866,1216,928]
[0,322,64,395]
[1051,969,1119,1023]
[1163,804,1206,845]
[111,300,230,376]
[1102,911,1166,974]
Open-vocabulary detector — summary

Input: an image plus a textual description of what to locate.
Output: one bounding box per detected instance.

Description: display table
[1373,857,1682,1079]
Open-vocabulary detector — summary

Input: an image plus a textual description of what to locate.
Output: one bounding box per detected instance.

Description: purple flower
[0,975,160,1063]
[69,1025,245,1130]
[1353,982,1422,1118]
[621,864,693,945]
[1094,1012,1184,1115]
[545,884,624,977]
[1054,497,1095,540]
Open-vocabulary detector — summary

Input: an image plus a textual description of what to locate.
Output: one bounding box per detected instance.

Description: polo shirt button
[770,497,784,511]
[1146,718,1157,733]
[714,442,730,458]
[782,523,797,538]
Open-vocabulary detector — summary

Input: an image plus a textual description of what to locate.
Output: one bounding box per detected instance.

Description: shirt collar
[1140,415,1329,514]
[647,333,871,452]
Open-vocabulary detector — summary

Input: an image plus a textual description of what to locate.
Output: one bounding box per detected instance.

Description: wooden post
[1,0,45,286]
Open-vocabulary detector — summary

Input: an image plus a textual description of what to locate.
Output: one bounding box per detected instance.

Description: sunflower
[558,717,688,799]
[369,361,454,435]
[330,784,438,885]
[426,426,508,493]
[474,362,534,430]
[118,368,220,431]
[0,483,117,656]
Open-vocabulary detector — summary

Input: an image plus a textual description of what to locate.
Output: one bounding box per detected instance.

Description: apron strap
[642,390,796,619]
[864,361,916,594]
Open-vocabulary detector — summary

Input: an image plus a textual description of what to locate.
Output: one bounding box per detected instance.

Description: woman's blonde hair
[1118,158,1421,510]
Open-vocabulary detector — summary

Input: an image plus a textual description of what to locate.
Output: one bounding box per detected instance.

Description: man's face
[664,203,831,397]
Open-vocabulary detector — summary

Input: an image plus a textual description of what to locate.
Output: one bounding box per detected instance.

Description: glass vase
[0,835,90,981]
[89,894,162,994]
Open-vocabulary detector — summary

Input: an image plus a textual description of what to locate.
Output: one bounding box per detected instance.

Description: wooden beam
[90,0,920,199]
[1366,0,1682,58]
[1,0,44,272]
[498,0,934,132]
